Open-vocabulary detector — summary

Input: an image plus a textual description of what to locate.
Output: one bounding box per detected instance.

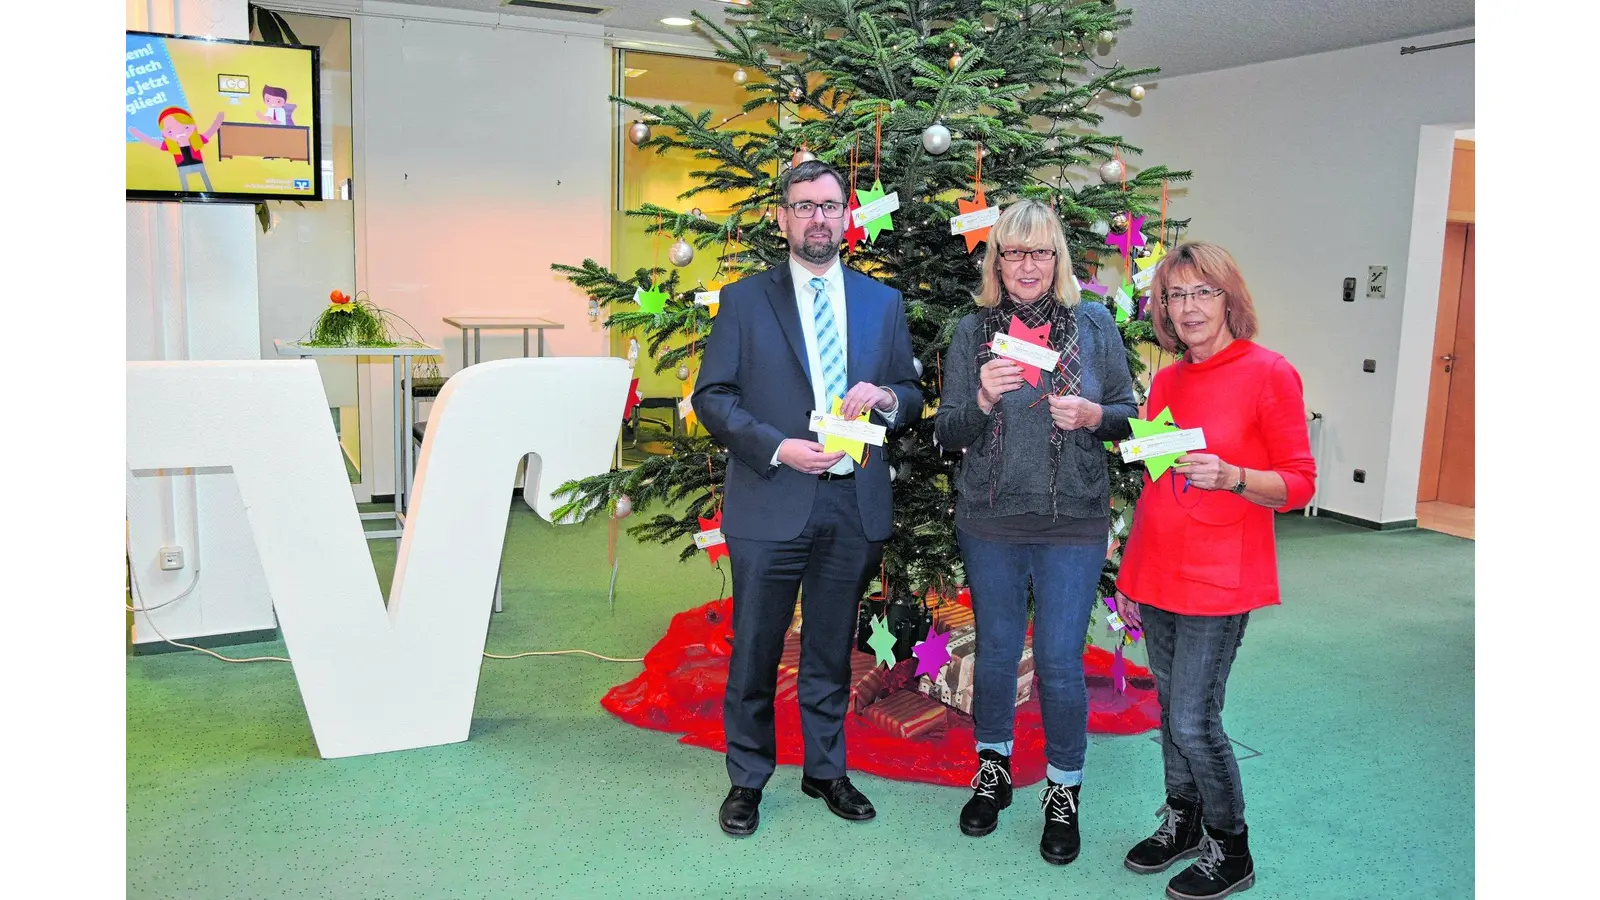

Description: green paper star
[635,284,669,314]
[1126,405,1183,482]
[1114,280,1135,324]
[866,614,897,668]
[855,180,894,243]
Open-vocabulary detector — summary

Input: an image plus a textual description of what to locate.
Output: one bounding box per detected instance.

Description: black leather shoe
[800,775,876,821]
[959,750,1013,836]
[1166,824,1255,900]
[1039,781,1082,865]
[719,786,762,836]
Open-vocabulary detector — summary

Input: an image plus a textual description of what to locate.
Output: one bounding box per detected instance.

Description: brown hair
[976,200,1079,308]
[1148,241,1259,352]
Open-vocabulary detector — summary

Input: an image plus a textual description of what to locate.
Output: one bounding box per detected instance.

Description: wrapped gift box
[864,689,949,740]
[849,651,888,713]
[930,602,975,633]
[918,626,1034,715]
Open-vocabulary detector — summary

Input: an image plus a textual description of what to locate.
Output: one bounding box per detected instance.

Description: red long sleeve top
[1116,340,1317,616]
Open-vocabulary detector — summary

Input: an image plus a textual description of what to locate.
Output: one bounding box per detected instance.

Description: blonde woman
[129,106,225,193]
[935,200,1137,864]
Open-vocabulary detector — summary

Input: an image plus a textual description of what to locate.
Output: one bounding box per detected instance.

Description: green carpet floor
[127,511,1473,899]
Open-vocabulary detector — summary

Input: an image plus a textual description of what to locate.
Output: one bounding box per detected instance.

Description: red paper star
[622,377,642,421]
[842,191,867,253]
[1104,215,1148,255]
[698,509,728,566]
[1007,316,1051,387]
[955,187,993,253]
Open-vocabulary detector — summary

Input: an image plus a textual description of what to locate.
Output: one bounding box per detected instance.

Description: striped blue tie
[809,276,848,407]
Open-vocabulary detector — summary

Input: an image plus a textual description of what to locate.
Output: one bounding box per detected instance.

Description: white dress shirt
[773,257,899,474]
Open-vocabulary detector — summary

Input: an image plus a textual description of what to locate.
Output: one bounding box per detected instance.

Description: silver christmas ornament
[690,207,705,219]
[913,357,924,377]
[791,148,816,167]
[668,238,695,267]
[733,68,748,85]
[1129,83,1146,101]
[1097,30,1115,46]
[1098,159,1125,184]
[614,495,633,518]
[627,121,651,146]
[1090,220,1110,236]
[922,123,952,155]
[676,364,691,381]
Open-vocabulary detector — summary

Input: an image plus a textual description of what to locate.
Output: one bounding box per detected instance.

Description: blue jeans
[957,529,1103,785]
[1140,604,1251,833]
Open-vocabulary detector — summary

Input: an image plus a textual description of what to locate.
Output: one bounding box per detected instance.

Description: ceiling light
[660,17,693,27]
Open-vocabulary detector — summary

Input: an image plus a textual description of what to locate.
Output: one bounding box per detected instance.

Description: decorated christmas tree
[553,0,1191,652]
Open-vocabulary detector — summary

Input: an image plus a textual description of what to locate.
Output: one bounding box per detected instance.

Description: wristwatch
[1229,466,1248,495]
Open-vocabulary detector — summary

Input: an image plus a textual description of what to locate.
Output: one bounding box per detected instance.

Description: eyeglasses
[997,248,1058,262]
[1161,287,1225,307]
[784,201,846,219]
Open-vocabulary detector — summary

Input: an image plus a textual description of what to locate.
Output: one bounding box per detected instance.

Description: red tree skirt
[602,597,1161,787]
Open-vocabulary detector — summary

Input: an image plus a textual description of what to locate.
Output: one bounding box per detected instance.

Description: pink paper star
[1104,215,1147,254]
[1079,280,1110,298]
[912,625,952,679]
[1006,316,1051,387]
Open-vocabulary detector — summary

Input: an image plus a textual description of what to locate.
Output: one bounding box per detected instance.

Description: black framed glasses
[1161,287,1225,307]
[784,201,846,219]
[997,248,1058,262]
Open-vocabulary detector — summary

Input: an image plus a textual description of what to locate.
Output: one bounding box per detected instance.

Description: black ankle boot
[1125,795,1205,874]
[1165,824,1255,900]
[959,750,1012,836]
[1038,781,1081,865]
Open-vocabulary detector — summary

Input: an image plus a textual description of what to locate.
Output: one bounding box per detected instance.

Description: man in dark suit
[693,160,922,836]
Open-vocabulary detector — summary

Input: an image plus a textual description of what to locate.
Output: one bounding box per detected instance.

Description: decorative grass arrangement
[302,290,442,379]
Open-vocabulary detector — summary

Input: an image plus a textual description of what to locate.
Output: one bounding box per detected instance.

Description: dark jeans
[957,529,1103,780]
[1141,604,1251,834]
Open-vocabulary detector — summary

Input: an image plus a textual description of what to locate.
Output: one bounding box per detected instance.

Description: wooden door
[1418,224,1474,505]
[1437,226,1475,506]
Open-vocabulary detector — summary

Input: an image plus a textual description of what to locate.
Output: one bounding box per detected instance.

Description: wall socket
[159,546,185,571]
[1342,277,1356,302]
[1352,470,1366,483]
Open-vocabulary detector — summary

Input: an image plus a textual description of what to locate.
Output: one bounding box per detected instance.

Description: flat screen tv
[126,31,322,203]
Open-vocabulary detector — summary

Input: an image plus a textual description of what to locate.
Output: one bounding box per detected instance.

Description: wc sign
[127,357,629,759]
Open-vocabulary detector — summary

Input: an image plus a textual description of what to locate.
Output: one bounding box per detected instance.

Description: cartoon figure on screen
[128,106,226,193]
[258,85,297,126]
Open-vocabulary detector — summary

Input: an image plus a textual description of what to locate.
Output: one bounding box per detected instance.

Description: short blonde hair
[976,200,1079,308]
[1148,241,1260,352]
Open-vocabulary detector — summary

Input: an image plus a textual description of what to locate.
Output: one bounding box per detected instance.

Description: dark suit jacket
[692,263,922,543]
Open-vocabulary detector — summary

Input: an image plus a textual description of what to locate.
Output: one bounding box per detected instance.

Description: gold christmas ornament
[1097,30,1115,46]
[789,86,803,102]
[733,68,748,85]
[948,52,962,70]
[1110,212,1130,234]
[792,148,816,167]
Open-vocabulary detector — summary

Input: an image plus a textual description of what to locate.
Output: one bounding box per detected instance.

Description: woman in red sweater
[1113,243,1315,900]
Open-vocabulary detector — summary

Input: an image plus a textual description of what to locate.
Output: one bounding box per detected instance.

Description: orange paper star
[956,187,993,253]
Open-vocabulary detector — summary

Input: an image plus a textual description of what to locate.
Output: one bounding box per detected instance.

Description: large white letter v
[127,357,629,758]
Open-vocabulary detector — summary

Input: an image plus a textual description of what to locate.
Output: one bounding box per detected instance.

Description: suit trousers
[722,478,883,788]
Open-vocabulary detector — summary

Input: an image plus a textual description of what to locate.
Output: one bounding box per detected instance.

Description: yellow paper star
[1136,241,1167,271]
[680,382,697,430]
[821,396,869,464]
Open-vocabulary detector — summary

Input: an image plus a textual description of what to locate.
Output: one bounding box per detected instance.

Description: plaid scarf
[975,290,1084,518]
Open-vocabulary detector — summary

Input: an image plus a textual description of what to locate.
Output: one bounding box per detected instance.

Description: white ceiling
[380,0,1473,78]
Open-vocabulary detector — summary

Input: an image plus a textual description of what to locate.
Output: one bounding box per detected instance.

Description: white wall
[1114,27,1474,525]
[126,0,277,646]
[349,2,613,497]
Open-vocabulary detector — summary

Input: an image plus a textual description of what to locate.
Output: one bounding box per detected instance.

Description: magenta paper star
[1104,215,1147,254]
[1079,280,1110,298]
[912,625,952,679]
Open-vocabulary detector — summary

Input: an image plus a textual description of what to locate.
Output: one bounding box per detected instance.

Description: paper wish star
[1104,215,1147,255]
[1078,279,1111,299]
[1113,279,1135,324]
[622,377,642,421]
[912,625,952,679]
[821,396,870,464]
[634,283,669,314]
[867,614,897,668]
[1136,241,1167,271]
[697,509,728,566]
[1006,316,1051,387]
[955,187,993,253]
[1127,405,1182,482]
[855,180,894,243]
[680,382,697,430]
[842,191,867,253]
